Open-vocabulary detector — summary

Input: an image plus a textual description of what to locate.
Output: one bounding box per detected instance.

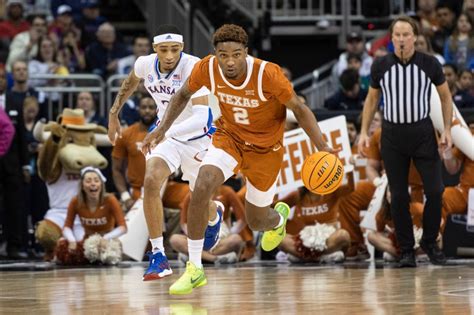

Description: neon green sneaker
[261,202,290,252]
[169,261,207,295]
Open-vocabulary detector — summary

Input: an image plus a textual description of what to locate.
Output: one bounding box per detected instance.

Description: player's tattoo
[110,73,140,115]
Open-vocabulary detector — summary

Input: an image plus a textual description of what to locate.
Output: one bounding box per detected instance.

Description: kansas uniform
[134,52,213,189]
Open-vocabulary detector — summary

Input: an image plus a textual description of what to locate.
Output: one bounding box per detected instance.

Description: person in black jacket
[0,61,30,259]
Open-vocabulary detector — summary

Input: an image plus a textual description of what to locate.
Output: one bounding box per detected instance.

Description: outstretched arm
[141,80,194,155]
[358,87,381,155]
[285,92,335,153]
[108,70,141,144]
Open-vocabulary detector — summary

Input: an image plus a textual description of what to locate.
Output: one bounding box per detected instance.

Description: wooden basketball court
[0,260,473,314]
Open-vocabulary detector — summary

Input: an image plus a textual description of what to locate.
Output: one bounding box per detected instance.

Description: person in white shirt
[108,24,222,282]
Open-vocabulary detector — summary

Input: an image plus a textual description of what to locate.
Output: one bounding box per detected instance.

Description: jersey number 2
[232,107,250,125]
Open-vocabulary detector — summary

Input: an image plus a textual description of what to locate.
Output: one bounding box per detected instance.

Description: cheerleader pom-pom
[100,239,123,265]
[413,227,423,250]
[299,223,336,252]
[83,234,102,263]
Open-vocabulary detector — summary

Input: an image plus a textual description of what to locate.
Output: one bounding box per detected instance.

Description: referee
[359,16,453,267]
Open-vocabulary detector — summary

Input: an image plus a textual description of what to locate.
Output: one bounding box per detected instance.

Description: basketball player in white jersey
[108,25,224,281]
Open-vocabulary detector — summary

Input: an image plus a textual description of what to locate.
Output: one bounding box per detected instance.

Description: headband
[153,33,183,45]
[81,166,107,182]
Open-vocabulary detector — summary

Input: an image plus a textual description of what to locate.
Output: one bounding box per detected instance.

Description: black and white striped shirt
[370,51,445,124]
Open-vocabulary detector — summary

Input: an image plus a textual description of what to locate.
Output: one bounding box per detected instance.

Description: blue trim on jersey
[186,107,215,141]
[154,52,183,80]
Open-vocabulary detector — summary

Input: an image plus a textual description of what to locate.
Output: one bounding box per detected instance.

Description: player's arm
[358,87,381,155]
[162,89,211,139]
[436,82,454,150]
[284,92,334,152]
[140,80,196,155]
[108,70,141,145]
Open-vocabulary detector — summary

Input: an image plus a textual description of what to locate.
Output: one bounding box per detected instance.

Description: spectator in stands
[6,15,47,71]
[444,12,474,71]
[75,91,106,127]
[458,69,474,96]
[51,0,83,21]
[85,22,129,79]
[1,62,29,259]
[415,33,445,65]
[111,97,156,210]
[0,107,14,157]
[75,0,106,48]
[117,35,150,75]
[48,4,81,48]
[347,118,359,148]
[7,60,40,116]
[443,63,474,107]
[464,0,474,22]
[324,69,367,110]
[28,36,69,111]
[0,64,5,109]
[0,0,30,42]
[334,31,373,79]
[347,53,369,90]
[431,3,457,54]
[58,29,86,73]
[22,96,48,255]
[417,0,439,37]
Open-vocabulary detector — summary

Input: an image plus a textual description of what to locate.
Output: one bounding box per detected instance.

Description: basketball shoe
[142,251,172,281]
[261,202,290,252]
[169,261,207,295]
[203,202,224,251]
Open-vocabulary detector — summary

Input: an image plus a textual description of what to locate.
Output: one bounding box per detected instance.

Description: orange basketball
[301,152,344,195]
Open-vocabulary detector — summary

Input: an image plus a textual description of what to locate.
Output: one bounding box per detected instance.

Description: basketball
[301,152,344,195]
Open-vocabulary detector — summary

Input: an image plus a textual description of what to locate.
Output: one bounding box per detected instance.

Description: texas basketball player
[141,24,337,295]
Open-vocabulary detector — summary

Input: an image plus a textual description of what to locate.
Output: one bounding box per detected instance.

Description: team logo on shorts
[147,74,153,83]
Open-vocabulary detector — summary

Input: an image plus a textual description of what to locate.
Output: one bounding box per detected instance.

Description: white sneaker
[214,252,238,265]
[383,252,397,262]
[320,251,345,263]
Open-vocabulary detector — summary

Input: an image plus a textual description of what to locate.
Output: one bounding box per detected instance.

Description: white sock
[150,237,164,254]
[188,238,204,268]
[275,213,285,229]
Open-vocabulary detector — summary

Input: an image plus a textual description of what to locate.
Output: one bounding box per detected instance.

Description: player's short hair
[156,24,182,36]
[212,24,248,47]
[389,16,419,37]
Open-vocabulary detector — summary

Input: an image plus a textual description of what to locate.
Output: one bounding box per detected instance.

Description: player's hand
[108,114,122,145]
[320,145,341,155]
[141,127,165,156]
[439,129,453,152]
[68,241,77,252]
[358,133,370,157]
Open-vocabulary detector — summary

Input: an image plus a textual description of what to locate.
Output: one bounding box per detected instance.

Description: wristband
[121,191,131,202]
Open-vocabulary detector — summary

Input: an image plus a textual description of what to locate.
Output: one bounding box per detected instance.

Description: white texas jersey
[134,52,213,141]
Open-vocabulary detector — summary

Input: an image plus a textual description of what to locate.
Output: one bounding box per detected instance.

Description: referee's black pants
[381,118,444,253]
